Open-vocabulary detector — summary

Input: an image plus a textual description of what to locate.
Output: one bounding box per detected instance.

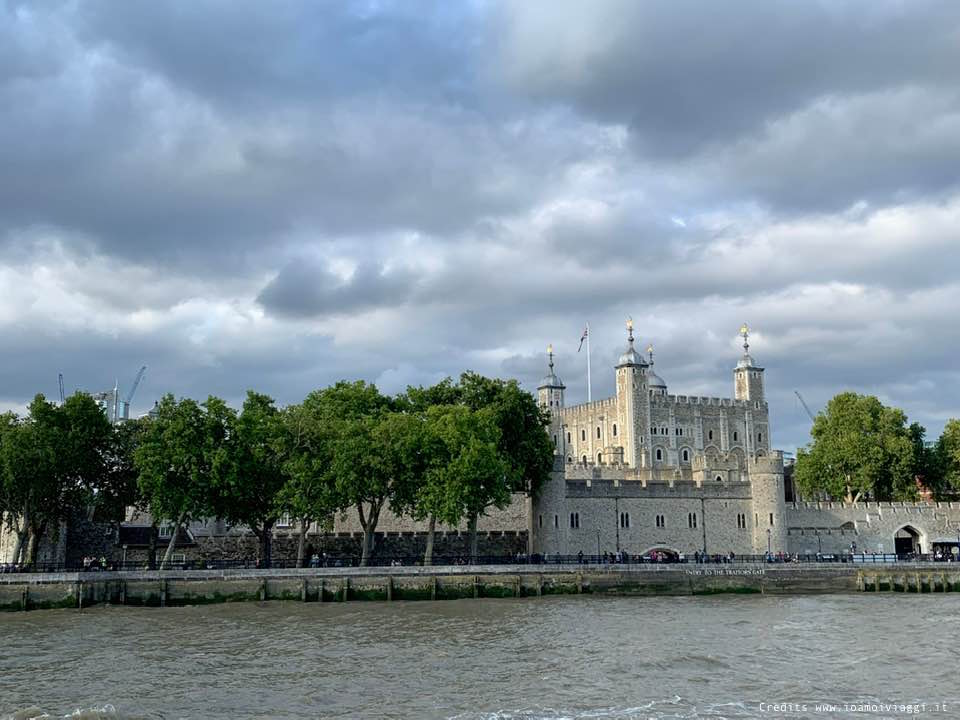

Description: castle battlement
[560,397,618,416]
[651,394,762,408]
[790,501,952,511]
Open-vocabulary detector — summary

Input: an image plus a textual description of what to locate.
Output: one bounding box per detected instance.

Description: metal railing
[2,551,956,574]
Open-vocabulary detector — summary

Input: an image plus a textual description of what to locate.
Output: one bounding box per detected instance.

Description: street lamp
[596,529,601,562]
[817,530,822,555]
[766,528,771,557]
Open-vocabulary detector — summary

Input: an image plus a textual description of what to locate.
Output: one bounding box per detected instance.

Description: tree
[322,381,393,565]
[936,419,960,496]
[135,395,225,569]
[415,404,507,562]
[213,391,289,568]
[278,398,337,568]
[795,392,917,503]
[0,394,112,565]
[457,372,554,554]
[94,417,146,525]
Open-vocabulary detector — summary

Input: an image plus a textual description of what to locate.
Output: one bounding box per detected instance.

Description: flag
[577,326,588,352]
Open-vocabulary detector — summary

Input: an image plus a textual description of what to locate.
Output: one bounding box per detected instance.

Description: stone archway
[894,525,923,556]
[639,546,680,562]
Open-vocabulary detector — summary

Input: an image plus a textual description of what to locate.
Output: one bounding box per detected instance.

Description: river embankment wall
[1,563,957,611]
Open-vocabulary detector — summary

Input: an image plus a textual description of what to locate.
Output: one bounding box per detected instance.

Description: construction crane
[125,365,147,407]
[794,390,816,423]
[58,373,65,406]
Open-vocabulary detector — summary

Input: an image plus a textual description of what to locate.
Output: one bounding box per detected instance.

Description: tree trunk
[11,505,29,566]
[357,501,382,567]
[25,527,38,567]
[423,514,436,566]
[159,511,187,570]
[148,522,158,570]
[468,512,479,563]
[259,523,274,569]
[296,518,309,568]
[26,519,47,566]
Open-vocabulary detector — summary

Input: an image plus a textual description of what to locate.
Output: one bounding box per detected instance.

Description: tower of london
[532,321,788,558]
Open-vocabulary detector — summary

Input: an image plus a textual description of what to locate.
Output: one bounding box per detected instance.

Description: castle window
[655,514,665,528]
[688,513,697,529]
[716,474,723,483]
[581,429,586,441]
[733,431,738,442]
[655,448,663,461]
[613,424,617,437]
[755,513,759,527]
[757,432,763,443]
[769,513,774,526]
[597,452,602,464]
[567,432,571,443]
[582,455,588,464]
[755,402,760,409]
[597,426,601,439]
[708,430,714,441]
[276,514,292,528]
[737,513,746,529]
[619,512,630,529]
[570,512,580,529]
[553,434,558,447]
[554,515,558,529]
[539,515,543,528]
[567,455,572,463]
[661,426,667,435]
[682,449,689,462]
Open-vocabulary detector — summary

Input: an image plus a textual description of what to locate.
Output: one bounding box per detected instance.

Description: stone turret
[615,318,649,468]
[538,345,565,455]
[734,323,765,403]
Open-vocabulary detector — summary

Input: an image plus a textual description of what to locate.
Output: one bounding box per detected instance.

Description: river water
[1,594,957,719]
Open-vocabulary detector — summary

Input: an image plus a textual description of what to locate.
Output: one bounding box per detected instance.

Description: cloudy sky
[2,0,959,451]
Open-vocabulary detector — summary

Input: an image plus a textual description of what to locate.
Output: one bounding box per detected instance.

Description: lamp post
[596,529,601,562]
[817,531,822,555]
[766,528,771,557]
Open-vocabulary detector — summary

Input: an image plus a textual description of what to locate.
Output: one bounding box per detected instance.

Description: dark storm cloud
[257,259,418,318]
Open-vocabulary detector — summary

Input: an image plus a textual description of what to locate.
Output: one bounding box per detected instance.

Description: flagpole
[586,321,592,403]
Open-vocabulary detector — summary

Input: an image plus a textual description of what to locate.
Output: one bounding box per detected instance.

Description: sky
[2,0,959,452]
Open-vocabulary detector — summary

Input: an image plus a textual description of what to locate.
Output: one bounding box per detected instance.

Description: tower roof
[538,344,565,389]
[616,318,648,368]
[736,323,763,370]
[646,344,667,388]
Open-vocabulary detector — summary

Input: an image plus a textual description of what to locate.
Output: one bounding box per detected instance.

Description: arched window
[682,449,689,462]
[716,474,723,483]
[733,431,739,442]
[553,434,558,447]
[655,514,665,528]
[708,430,714,441]
[597,452,602,464]
[596,427,601,439]
[655,448,663,461]
[582,455,588,464]
[581,429,586,441]
[539,515,543,528]
[757,432,763,443]
[554,515,558,529]
[612,424,617,437]
[570,512,580,529]
[769,513,774,526]
[567,455,572,463]
[567,431,571,443]
[688,513,698,529]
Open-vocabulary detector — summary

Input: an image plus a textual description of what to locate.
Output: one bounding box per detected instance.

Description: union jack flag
[577,326,589,352]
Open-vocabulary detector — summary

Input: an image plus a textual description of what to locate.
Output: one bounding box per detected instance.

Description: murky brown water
[1,595,957,719]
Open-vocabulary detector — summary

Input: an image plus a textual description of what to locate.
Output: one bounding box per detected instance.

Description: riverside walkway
[1,561,958,610]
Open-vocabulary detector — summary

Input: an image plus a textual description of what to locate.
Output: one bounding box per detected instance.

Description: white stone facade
[531,324,786,557]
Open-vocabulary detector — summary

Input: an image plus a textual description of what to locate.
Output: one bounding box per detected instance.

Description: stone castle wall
[785,501,960,555]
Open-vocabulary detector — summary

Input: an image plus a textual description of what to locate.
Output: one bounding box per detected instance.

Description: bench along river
[1,591,957,719]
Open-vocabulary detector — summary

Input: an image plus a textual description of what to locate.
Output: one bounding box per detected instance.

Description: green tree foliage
[134,395,228,569]
[795,392,919,503]
[935,419,960,496]
[0,393,113,565]
[212,391,289,568]
[278,397,338,568]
